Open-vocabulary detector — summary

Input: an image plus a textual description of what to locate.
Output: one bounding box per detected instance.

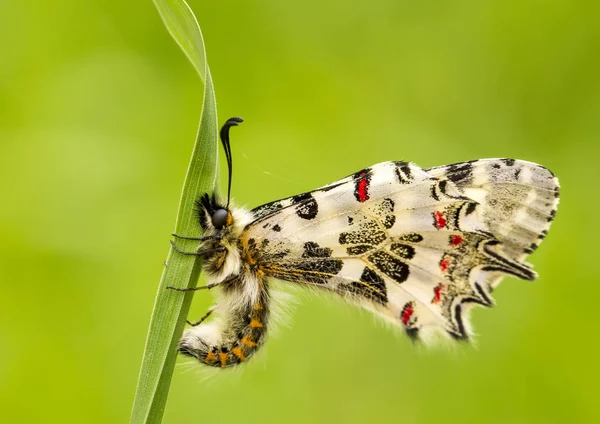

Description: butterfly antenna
[219,117,243,208]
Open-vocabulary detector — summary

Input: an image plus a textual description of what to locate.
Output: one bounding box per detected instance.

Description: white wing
[243,160,559,340]
[425,158,560,288]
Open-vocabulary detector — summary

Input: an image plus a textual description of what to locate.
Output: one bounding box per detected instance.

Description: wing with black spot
[242,160,558,341]
[425,158,559,285]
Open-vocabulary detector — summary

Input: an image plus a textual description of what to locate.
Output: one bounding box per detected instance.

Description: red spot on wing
[433,284,443,304]
[440,257,450,272]
[401,303,414,325]
[450,235,463,246]
[434,211,447,229]
[355,171,370,202]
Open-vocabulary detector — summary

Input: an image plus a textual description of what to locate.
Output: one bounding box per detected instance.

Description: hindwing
[425,159,559,286]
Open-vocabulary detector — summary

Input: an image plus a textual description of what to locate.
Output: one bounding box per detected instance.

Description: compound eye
[211,209,229,229]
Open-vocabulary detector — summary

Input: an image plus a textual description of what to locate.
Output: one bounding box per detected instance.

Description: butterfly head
[196,116,244,235]
[211,208,230,229]
[196,193,234,233]
[193,117,251,276]
[195,193,252,277]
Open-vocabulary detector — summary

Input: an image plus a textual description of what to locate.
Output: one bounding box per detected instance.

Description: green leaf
[130,1,218,423]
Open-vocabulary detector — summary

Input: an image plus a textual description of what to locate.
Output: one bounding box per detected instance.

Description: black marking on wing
[344,267,388,305]
[266,258,343,285]
[367,251,410,284]
[430,182,440,201]
[437,179,469,201]
[405,327,420,340]
[438,180,449,196]
[269,250,290,260]
[346,245,373,256]
[390,243,415,260]
[464,202,477,216]
[376,198,396,229]
[302,242,333,258]
[450,304,469,341]
[474,283,493,307]
[248,178,349,226]
[339,221,387,246]
[394,161,413,184]
[291,192,311,203]
[445,162,474,185]
[481,240,536,280]
[452,204,463,229]
[293,192,319,220]
[272,224,282,232]
[378,198,395,212]
[383,215,396,230]
[250,199,286,222]
[397,233,424,243]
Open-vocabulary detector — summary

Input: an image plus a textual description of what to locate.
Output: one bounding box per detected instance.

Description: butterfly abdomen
[178,283,270,368]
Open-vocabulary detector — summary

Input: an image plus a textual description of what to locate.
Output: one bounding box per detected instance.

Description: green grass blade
[153,0,208,81]
[130,1,218,423]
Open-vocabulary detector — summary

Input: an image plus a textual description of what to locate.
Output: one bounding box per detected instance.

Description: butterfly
[168,117,560,368]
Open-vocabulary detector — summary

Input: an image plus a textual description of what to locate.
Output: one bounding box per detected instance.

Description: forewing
[244,160,557,340]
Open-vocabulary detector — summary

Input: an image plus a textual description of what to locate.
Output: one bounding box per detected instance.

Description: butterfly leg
[169,240,225,256]
[172,233,216,241]
[166,274,236,292]
[166,282,219,292]
[187,308,214,327]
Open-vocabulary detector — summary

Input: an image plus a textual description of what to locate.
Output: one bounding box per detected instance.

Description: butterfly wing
[243,160,558,340]
[425,159,560,288]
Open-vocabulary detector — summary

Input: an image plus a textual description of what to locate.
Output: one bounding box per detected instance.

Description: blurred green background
[1,0,598,423]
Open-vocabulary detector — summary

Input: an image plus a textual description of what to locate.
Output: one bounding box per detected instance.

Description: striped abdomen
[178,284,270,368]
